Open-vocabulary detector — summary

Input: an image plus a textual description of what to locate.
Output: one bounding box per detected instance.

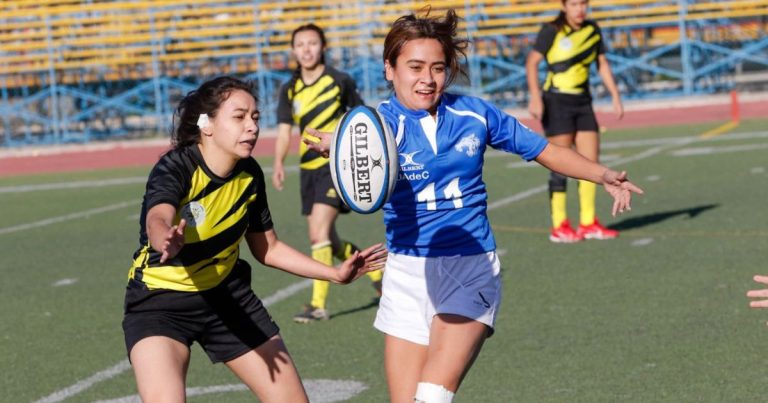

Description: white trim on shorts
[373,251,502,346]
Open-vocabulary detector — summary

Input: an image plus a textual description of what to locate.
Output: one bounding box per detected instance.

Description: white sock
[414,382,455,403]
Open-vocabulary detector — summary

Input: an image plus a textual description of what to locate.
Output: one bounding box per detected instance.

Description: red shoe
[549,220,584,243]
[577,218,619,240]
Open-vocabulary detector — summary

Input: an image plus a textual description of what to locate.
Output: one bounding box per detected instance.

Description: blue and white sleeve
[486,102,548,161]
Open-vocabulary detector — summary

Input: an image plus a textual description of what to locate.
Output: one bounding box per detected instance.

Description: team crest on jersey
[292,99,302,115]
[455,134,480,157]
[559,36,573,51]
[181,201,206,227]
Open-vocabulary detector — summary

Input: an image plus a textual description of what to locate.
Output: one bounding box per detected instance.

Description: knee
[307,225,330,245]
[548,172,567,192]
[414,382,455,403]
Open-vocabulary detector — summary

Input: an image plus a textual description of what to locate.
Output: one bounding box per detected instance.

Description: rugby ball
[329,105,398,214]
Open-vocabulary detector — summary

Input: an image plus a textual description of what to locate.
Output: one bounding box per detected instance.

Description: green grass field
[1,118,766,402]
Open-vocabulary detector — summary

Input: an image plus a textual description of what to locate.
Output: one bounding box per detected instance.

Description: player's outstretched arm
[245,229,386,284]
[535,143,643,216]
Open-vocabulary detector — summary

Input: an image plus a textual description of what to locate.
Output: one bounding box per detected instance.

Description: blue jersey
[377,93,548,257]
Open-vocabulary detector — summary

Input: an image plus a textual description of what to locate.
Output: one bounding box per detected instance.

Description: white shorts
[373,251,502,346]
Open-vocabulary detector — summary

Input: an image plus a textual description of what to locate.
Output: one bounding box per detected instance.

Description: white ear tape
[197,113,210,129]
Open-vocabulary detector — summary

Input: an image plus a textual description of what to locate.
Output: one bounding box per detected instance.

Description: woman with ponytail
[123,76,386,402]
[272,24,384,322]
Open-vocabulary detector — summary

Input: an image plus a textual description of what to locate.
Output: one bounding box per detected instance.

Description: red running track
[1,98,765,178]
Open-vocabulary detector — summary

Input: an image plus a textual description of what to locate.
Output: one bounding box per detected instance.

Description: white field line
[4,131,766,195]
[504,131,767,168]
[672,143,768,156]
[600,130,768,149]
[93,379,367,403]
[33,279,313,403]
[490,137,694,211]
[0,165,297,194]
[0,178,146,194]
[33,360,133,403]
[484,130,768,159]
[0,201,138,235]
[26,129,768,402]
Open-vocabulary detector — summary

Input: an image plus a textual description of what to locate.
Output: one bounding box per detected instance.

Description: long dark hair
[552,0,587,30]
[383,8,469,88]
[171,76,255,149]
[291,23,327,68]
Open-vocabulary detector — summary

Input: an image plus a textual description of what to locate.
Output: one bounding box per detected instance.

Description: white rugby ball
[329,105,398,214]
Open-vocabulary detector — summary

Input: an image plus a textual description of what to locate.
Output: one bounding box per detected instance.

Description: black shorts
[541,92,599,136]
[122,260,280,363]
[299,165,350,215]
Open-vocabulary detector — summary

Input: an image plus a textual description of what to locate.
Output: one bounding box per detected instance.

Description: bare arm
[145,203,186,263]
[597,54,624,119]
[272,123,293,191]
[526,50,545,120]
[245,229,387,284]
[535,143,643,215]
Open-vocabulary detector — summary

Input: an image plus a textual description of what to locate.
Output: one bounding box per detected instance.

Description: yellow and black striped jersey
[276,66,363,170]
[128,145,273,292]
[533,20,605,96]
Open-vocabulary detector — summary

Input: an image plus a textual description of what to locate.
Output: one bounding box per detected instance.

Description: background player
[272,23,384,323]
[526,0,625,243]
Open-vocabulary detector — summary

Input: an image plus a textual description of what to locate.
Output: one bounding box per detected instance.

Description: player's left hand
[303,127,332,158]
[601,170,643,216]
[335,243,388,284]
[159,218,186,263]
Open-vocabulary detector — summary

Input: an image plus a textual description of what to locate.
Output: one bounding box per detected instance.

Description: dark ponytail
[552,0,572,30]
[552,10,567,30]
[171,76,255,149]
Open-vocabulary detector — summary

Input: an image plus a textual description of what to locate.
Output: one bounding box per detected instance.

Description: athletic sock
[550,191,568,228]
[310,241,333,310]
[367,268,383,282]
[578,179,597,226]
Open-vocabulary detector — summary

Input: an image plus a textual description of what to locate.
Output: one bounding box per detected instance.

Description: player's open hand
[272,163,285,191]
[528,97,543,120]
[601,170,644,216]
[747,275,768,315]
[613,98,625,120]
[335,243,388,284]
[303,127,332,158]
[159,219,186,263]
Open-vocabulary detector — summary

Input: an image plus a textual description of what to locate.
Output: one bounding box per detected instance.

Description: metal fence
[1,0,766,146]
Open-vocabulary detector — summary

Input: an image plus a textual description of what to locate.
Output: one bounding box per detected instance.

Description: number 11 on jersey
[416,178,463,210]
